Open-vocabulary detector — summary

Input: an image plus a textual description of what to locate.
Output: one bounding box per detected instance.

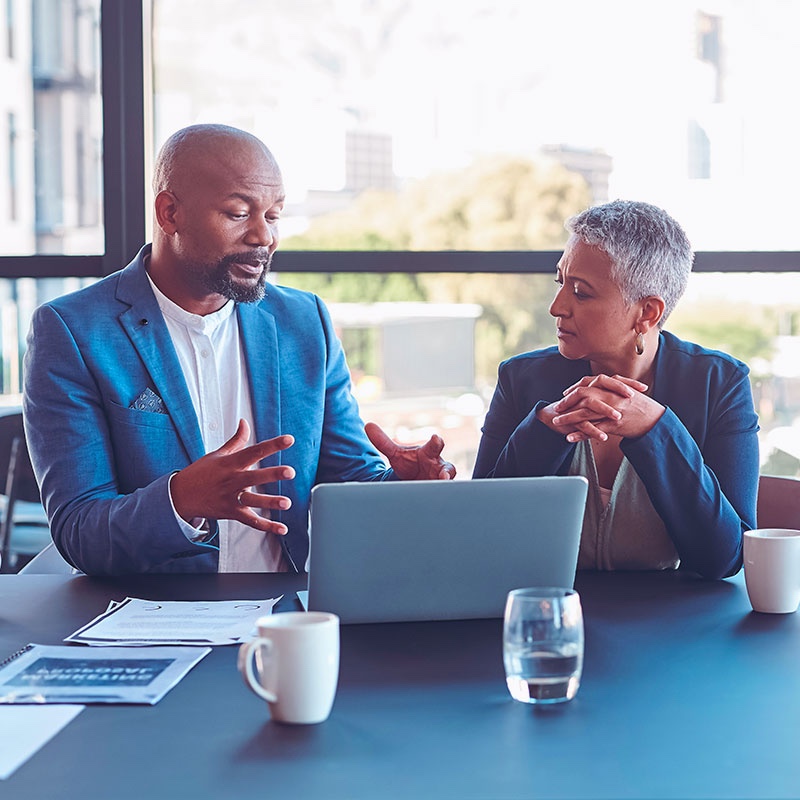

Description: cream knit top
[569,440,680,571]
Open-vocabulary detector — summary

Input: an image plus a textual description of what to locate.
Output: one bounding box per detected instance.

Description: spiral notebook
[0,643,210,704]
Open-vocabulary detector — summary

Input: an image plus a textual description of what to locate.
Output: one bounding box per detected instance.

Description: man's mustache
[220,250,273,271]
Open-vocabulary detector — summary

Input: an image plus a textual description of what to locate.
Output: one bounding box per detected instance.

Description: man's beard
[200,250,272,303]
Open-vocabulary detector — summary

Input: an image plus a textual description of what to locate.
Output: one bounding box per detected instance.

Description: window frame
[268,250,800,274]
[1,0,798,280]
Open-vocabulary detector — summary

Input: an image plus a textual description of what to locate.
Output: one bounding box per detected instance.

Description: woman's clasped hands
[539,374,666,444]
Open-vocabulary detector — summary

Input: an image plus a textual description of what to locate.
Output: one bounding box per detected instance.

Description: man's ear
[638,295,666,332]
[154,190,180,235]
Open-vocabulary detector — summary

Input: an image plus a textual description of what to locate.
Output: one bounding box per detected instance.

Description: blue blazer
[23,246,389,574]
[472,331,760,579]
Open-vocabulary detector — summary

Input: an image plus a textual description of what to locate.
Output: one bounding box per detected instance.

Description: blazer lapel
[237,302,281,462]
[116,255,206,463]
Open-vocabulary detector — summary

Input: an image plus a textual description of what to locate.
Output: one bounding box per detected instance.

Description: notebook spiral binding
[0,644,34,667]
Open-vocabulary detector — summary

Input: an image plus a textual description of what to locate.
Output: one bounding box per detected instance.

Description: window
[145,0,800,476]
[5,0,14,60]
[1,0,799,478]
[3,0,103,258]
[0,0,145,277]
[151,0,800,254]
[7,112,17,221]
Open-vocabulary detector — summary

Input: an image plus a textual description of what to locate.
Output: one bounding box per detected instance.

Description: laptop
[307,475,588,624]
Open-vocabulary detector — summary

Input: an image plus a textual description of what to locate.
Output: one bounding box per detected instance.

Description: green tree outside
[280,154,592,385]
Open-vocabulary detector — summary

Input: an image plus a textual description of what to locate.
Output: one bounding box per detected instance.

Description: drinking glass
[503,587,584,704]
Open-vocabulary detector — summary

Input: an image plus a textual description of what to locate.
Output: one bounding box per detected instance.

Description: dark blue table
[0,569,797,799]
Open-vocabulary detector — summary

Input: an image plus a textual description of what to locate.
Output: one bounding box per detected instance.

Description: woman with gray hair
[473,200,759,580]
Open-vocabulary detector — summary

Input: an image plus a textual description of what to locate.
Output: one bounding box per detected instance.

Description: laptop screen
[307,476,588,623]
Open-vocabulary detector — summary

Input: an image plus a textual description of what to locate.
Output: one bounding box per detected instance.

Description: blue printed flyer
[0,644,210,704]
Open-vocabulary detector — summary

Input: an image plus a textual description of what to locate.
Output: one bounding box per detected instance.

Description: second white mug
[743,528,800,614]
[237,611,340,724]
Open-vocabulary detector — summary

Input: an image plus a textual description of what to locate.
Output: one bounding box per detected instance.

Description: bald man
[23,124,454,575]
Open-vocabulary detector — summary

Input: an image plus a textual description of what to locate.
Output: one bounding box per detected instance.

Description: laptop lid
[307,475,588,624]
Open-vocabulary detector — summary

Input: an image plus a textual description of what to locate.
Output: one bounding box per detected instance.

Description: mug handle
[237,637,278,703]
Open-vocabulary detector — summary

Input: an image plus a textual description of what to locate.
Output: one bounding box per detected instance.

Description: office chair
[18,541,77,574]
[756,474,800,529]
[0,411,51,572]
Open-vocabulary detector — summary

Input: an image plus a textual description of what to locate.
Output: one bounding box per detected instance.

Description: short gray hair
[566,200,693,325]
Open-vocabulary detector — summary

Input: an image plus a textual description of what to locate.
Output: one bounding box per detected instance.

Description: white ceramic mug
[237,611,340,724]
[743,528,800,614]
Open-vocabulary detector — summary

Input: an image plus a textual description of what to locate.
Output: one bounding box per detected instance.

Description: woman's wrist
[535,401,560,432]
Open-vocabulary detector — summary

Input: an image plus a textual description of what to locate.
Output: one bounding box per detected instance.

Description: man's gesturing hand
[365,421,456,480]
[170,419,296,535]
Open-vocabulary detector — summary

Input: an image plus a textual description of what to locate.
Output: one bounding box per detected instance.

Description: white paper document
[0,704,83,779]
[65,597,281,646]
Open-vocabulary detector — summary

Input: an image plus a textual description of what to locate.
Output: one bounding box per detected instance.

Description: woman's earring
[635,332,645,356]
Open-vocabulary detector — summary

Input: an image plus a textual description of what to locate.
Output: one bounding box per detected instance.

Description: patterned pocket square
[129,387,167,414]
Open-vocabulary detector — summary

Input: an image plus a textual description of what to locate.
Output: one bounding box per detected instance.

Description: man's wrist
[167,471,218,543]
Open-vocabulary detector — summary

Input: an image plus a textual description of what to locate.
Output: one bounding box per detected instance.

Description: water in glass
[504,642,582,703]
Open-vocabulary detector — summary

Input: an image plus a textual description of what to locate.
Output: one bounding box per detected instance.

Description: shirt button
[209,421,218,432]
[200,349,209,358]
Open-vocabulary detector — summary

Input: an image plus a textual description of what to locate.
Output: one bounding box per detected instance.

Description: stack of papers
[65,597,282,646]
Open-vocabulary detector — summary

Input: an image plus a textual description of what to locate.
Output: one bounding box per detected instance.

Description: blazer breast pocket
[106,400,189,489]
[107,398,176,431]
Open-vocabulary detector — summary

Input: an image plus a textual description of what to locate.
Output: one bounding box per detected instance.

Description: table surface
[0,569,798,800]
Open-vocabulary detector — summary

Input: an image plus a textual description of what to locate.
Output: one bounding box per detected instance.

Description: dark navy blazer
[473,331,760,579]
[23,246,389,574]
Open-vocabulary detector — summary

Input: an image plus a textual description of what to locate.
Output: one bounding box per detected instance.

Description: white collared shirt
[147,275,286,573]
